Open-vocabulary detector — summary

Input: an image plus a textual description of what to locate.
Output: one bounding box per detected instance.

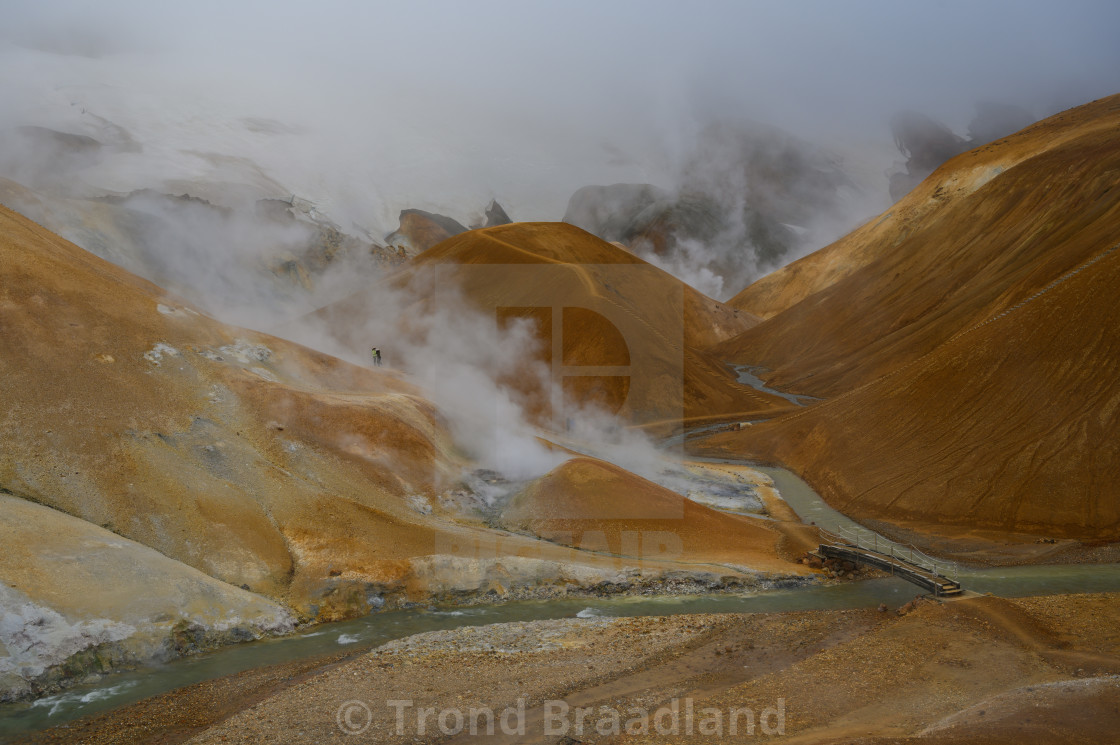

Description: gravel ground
[13,593,1120,745]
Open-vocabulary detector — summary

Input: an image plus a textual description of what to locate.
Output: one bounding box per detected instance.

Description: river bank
[0,567,802,709]
[0,450,813,708]
[7,562,1120,742]
[14,592,1120,744]
[5,452,1120,738]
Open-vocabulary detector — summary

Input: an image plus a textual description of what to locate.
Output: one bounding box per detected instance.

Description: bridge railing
[819,525,959,581]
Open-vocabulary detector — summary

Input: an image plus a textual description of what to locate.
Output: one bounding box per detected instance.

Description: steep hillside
[727,95,1120,322]
[501,458,799,573]
[701,240,1120,542]
[0,204,465,616]
[716,94,1120,399]
[0,496,295,702]
[384,208,468,252]
[314,222,784,424]
[697,96,1120,545]
[0,206,809,697]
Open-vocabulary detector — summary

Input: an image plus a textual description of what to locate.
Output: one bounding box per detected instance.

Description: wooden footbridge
[816,526,963,597]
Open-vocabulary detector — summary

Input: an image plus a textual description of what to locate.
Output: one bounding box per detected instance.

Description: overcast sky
[1,0,1118,226]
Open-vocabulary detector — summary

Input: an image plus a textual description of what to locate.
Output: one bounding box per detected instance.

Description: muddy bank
[0,497,295,705]
[0,552,809,707]
[0,453,813,704]
[17,592,1120,744]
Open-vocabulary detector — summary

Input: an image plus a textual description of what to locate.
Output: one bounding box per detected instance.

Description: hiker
[371,347,382,367]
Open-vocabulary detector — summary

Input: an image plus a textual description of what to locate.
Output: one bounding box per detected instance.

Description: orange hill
[698,95,1120,544]
[716,94,1120,399]
[315,222,785,425]
[0,203,470,618]
[501,457,802,574]
[0,204,807,628]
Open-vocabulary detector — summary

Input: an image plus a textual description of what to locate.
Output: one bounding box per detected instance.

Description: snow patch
[249,366,279,382]
[199,340,273,365]
[156,304,198,318]
[685,488,763,513]
[407,495,432,515]
[142,343,180,365]
[219,340,272,364]
[0,584,136,680]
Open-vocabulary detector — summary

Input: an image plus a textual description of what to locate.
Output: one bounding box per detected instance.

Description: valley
[1,7,1119,742]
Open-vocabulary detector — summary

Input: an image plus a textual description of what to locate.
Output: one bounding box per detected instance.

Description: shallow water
[3,458,1118,739]
[4,555,1119,738]
[732,364,820,407]
[0,578,922,737]
[757,465,859,533]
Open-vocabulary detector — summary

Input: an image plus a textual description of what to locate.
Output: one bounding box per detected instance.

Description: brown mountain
[314,221,787,425]
[500,457,799,573]
[697,95,1120,546]
[384,208,468,252]
[0,204,808,696]
[718,94,1120,399]
[0,203,469,617]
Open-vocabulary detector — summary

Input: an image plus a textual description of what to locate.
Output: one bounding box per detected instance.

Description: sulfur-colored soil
[698,94,1120,545]
[311,221,787,423]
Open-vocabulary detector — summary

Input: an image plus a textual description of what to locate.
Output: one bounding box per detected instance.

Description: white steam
[639,238,727,300]
[279,276,573,481]
[0,0,1115,482]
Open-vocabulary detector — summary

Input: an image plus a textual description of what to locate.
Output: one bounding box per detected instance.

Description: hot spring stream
[3,463,1118,739]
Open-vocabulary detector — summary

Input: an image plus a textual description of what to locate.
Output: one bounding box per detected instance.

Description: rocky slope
[312,222,786,424]
[47,593,1120,744]
[700,95,1120,545]
[501,458,795,573]
[384,209,468,253]
[0,206,806,699]
[0,203,468,612]
[0,496,294,702]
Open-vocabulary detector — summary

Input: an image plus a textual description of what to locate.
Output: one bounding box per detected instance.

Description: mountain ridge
[695,94,1120,547]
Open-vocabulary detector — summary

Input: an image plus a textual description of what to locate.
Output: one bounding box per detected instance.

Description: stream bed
[3,464,1118,739]
[732,364,820,406]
